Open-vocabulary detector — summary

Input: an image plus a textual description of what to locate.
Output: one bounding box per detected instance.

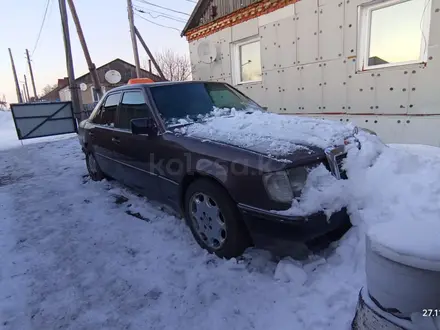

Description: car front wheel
[86,152,105,181]
[184,178,251,258]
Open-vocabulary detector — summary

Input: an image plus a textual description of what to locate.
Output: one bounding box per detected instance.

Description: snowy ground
[1,110,439,329]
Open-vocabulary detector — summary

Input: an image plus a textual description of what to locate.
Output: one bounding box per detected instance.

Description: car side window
[95,93,120,126]
[116,91,152,130]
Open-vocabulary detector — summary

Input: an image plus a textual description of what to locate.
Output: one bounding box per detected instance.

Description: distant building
[58,58,162,106]
[40,78,69,102]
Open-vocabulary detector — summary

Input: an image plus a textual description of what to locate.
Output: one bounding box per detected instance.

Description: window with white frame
[232,38,262,84]
[358,0,431,71]
[91,86,106,102]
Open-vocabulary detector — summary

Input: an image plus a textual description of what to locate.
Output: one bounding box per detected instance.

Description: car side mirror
[131,118,158,136]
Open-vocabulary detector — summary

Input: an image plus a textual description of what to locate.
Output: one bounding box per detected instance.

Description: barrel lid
[367,220,440,271]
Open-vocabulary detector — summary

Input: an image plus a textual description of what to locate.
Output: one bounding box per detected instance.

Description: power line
[32,0,51,56]
[184,0,197,3]
[134,0,190,16]
[134,8,186,23]
[134,13,181,32]
[134,6,187,22]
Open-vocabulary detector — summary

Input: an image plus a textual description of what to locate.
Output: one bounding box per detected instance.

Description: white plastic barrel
[365,221,440,318]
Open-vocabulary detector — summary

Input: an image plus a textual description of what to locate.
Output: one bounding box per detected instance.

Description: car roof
[108,80,223,93]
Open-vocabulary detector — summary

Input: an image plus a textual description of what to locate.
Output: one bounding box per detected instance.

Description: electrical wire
[134,13,182,32]
[32,0,51,56]
[184,0,197,3]
[134,7,186,23]
[420,0,432,57]
[134,0,190,16]
[134,5,188,21]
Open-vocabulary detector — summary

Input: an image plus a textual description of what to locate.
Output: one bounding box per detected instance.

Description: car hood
[174,110,355,163]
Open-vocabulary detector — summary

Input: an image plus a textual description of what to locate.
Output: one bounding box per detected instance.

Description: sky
[0,0,196,104]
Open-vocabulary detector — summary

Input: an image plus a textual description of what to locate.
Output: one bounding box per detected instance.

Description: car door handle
[111,137,120,144]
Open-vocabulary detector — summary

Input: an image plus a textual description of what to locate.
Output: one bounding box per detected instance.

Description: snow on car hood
[175,110,355,157]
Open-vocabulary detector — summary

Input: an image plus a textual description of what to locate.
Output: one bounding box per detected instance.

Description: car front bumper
[238,204,351,256]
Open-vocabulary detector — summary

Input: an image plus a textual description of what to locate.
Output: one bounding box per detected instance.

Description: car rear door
[88,92,121,177]
[110,89,167,202]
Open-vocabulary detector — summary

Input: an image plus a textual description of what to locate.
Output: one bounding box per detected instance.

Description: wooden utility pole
[22,84,28,102]
[134,26,166,81]
[8,48,23,103]
[127,0,141,78]
[66,0,102,99]
[59,0,82,120]
[24,75,31,102]
[25,49,38,100]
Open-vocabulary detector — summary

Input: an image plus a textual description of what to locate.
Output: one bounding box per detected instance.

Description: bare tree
[41,84,58,96]
[0,94,7,110]
[144,49,191,81]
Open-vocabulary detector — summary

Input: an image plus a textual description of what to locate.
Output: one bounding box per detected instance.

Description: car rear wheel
[86,152,104,181]
[184,178,251,258]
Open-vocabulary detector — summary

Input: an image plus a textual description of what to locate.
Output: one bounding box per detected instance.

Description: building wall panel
[277,17,297,68]
[261,69,281,112]
[344,0,364,58]
[258,4,295,26]
[408,47,440,115]
[260,22,279,71]
[322,59,347,113]
[232,18,258,41]
[295,0,319,65]
[280,66,301,113]
[346,58,376,114]
[300,63,322,112]
[318,1,344,61]
[375,68,410,115]
[429,0,440,46]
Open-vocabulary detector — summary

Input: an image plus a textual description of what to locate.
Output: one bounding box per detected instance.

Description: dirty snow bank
[178,110,355,156]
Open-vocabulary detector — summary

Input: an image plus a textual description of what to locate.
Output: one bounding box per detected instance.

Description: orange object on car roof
[127,78,154,85]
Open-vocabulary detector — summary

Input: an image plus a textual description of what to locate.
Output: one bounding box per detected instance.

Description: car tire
[86,152,105,181]
[184,178,251,258]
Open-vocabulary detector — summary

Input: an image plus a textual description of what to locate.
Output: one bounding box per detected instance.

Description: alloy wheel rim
[189,193,227,250]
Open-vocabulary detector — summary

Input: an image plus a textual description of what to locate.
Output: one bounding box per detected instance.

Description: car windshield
[149,82,262,127]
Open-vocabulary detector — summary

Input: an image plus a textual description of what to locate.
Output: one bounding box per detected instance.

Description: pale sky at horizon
[0,0,196,103]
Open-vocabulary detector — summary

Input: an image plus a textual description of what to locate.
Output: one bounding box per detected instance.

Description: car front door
[110,89,167,202]
[89,92,121,177]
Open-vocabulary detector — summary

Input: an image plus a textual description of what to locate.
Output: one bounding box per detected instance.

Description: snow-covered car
[78,81,357,258]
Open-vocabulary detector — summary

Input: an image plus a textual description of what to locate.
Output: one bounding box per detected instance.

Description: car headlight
[262,167,309,203]
[287,167,308,197]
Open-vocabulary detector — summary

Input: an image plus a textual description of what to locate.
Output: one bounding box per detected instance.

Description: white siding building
[183,0,440,146]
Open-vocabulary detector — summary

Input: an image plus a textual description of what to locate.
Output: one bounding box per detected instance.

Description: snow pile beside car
[179,109,355,155]
[283,130,440,231]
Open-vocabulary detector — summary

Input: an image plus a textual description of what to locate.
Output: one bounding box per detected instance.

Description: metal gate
[10,101,77,140]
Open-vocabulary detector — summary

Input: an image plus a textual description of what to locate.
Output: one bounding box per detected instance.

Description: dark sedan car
[78,81,353,258]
